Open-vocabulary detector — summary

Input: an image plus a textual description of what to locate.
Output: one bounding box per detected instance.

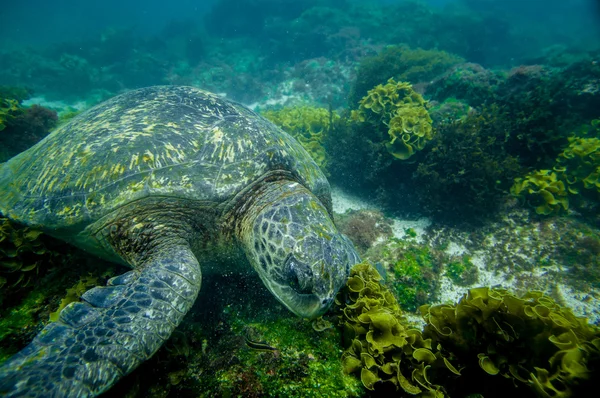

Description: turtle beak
[273,287,334,319]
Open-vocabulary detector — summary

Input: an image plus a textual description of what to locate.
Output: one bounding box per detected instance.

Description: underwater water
[0,0,600,396]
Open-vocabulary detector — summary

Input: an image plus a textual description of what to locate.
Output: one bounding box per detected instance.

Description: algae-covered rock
[512,121,600,215]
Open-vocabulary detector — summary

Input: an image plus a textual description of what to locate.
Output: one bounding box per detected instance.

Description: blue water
[0,0,598,102]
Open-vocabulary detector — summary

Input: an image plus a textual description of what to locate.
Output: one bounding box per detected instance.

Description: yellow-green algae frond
[510,169,570,215]
[336,261,454,396]
[0,217,48,290]
[420,287,600,398]
[351,78,433,160]
[556,135,600,195]
[262,106,338,170]
[511,121,600,215]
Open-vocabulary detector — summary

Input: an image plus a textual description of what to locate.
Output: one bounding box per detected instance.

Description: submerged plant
[262,106,338,170]
[336,261,456,396]
[512,121,600,215]
[421,287,600,397]
[555,134,600,195]
[511,170,570,215]
[0,218,48,291]
[352,78,433,160]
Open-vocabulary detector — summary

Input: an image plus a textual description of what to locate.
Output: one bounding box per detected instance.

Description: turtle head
[239,181,360,319]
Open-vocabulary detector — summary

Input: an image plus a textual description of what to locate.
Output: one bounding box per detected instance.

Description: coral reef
[352,78,433,160]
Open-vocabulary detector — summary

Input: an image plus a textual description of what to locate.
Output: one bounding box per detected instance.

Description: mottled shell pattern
[0,86,329,232]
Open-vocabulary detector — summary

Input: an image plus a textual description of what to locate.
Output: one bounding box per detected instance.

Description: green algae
[336,261,452,396]
[421,287,600,397]
[261,105,338,171]
[213,312,362,397]
[445,255,478,286]
[351,78,433,160]
[366,237,441,311]
[0,289,46,363]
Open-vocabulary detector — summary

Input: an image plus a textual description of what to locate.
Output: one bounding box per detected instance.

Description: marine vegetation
[261,105,339,170]
[0,87,57,161]
[495,57,600,168]
[351,78,433,160]
[426,63,504,107]
[0,218,48,292]
[420,287,600,397]
[444,255,478,286]
[335,209,393,255]
[511,121,600,215]
[336,261,457,396]
[95,271,363,397]
[0,98,20,132]
[510,170,570,215]
[335,263,600,397]
[556,135,600,197]
[413,106,522,220]
[0,228,118,365]
[349,45,464,106]
[364,238,441,312]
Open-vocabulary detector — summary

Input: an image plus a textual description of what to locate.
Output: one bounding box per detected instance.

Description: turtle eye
[285,255,313,295]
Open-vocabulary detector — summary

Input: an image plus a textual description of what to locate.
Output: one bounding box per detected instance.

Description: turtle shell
[0,86,330,232]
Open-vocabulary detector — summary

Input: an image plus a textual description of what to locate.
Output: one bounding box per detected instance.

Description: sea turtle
[0,86,360,397]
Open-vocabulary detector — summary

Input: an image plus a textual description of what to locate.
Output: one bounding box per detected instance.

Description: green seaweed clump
[445,255,478,286]
[349,45,464,106]
[366,238,440,311]
[510,169,570,215]
[0,217,48,292]
[262,106,338,170]
[0,289,46,363]
[0,98,20,132]
[511,122,600,215]
[420,287,600,397]
[352,78,433,160]
[555,134,600,196]
[337,261,458,396]
[48,275,99,322]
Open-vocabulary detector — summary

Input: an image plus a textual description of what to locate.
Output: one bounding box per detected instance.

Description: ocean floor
[331,185,600,325]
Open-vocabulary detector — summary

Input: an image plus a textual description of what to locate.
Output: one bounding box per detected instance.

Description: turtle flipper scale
[0,244,201,397]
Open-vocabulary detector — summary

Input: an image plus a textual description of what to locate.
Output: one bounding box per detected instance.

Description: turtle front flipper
[0,244,201,397]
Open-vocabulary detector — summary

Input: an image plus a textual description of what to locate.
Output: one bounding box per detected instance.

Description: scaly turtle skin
[0,86,359,397]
